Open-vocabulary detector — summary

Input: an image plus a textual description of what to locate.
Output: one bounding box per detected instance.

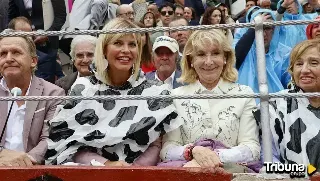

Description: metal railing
[1,18,320,165]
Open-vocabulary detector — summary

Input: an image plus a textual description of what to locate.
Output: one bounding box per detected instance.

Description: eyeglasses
[75,52,94,60]
[119,11,135,17]
[160,11,174,16]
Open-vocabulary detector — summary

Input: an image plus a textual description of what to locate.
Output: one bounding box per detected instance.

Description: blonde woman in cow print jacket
[45,18,183,166]
[257,39,320,171]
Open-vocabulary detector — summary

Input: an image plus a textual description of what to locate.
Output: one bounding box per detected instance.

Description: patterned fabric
[160,79,260,163]
[45,69,183,165]
[261,86,320,171]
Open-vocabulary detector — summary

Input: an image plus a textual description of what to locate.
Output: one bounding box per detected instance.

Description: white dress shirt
[155,71,175,89]
[23,0,33,9]
[0,78,31,152]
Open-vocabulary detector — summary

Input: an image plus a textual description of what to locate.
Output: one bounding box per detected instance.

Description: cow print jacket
[45,73,183,165]
[255,86,320,171]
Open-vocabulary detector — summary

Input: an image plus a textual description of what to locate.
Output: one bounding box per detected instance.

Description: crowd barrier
[1,18,320,180]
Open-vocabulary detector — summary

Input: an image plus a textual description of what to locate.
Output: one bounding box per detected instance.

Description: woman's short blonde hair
[288,39,320,83]
[179,29,238,84]
[94,18,142,85]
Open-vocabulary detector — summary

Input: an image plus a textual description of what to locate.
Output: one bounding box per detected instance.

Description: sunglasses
[160,11,174,16]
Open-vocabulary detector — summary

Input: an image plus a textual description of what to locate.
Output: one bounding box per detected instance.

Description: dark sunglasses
[160,11,174,16]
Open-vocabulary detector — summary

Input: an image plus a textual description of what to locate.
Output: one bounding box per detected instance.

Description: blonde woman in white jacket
[160,29,260,171]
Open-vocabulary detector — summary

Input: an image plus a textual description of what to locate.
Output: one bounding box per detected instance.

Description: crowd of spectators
[0,0,320,176]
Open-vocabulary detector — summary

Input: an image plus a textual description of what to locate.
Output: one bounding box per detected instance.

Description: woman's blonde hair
[288,39,320,83]
[94,18,142,85]
[179,29,238,84]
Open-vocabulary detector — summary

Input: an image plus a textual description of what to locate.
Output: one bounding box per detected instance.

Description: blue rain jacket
[233,6,261,48]
[237,9,292,96]
[277,0,308,48]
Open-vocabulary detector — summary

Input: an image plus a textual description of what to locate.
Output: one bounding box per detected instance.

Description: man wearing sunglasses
[159,2,175,27]
[150,2,175,44]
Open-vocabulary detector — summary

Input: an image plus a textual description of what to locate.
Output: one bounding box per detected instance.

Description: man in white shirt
[0,34,65,166]
[145,36,183,89]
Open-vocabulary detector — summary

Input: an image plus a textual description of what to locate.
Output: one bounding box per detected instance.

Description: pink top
[73,138,162,166]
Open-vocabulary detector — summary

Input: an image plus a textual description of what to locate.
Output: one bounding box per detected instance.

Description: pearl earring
[191,64,194,67]
[224,61,226,65]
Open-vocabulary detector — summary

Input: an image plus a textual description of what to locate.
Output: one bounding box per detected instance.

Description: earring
[131,64,135,75]
[224,61,226,65]
[191,64,194,67]
[103,58,109,70]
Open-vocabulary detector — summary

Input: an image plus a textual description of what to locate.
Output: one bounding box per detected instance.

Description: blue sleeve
[281,55,291,88]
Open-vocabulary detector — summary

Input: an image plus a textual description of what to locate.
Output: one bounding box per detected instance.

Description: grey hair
[69,35,98,61]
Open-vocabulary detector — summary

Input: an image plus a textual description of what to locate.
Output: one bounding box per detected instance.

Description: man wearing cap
[146,36,183,89]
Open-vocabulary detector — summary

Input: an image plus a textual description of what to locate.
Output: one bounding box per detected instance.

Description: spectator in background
[202,7,233,45]
[237,0,257,23]
[259,0,272,9]
[56,35,97,94]
[159,2,175,27]
[175,4,184,17]
[236,10,291,95]
[169,18,190,56]
[301,0,315,13]
[306,15,320,39]
[7,17,64,82]
[60,0,117,59]
[276,0,311,48]
[184,7,199,25]
[136,22,155,73]
[141,12,157,28]
[160,29,260,172]
[0,0,9,32]
[0,34,65,166]
[45,18,182,166]
[8,0,66,83]
[150,2,175,43]
[147,2,161,22]
[218,3,235,24]
[146,36,183,89]
[116,4,135,21]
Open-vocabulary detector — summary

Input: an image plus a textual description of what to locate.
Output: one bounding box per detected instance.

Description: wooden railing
[1,166,320,181]
[0,166,232,181]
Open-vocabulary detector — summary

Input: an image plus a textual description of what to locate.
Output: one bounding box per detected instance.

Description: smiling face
[104,34,138,74]
[293,46,320,92]
[192,42,226,89]
[0,37,37,79]
[312,24,320,39]
[74,42,95,76]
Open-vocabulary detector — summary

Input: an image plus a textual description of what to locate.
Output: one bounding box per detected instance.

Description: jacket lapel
[23,76,43,151]
[0,81,9,145]
[173,70,182,89]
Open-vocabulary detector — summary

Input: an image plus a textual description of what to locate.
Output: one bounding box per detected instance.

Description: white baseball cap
[152,36,179,53]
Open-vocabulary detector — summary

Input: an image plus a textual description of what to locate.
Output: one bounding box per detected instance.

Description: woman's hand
[104,160,131,167]
[192,146,223,168]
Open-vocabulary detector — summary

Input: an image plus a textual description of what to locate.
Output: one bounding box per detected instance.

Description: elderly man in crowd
[146,36,183,89]
[0,34,65,166]
[116,4,135,22]
[56,35,97,94]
